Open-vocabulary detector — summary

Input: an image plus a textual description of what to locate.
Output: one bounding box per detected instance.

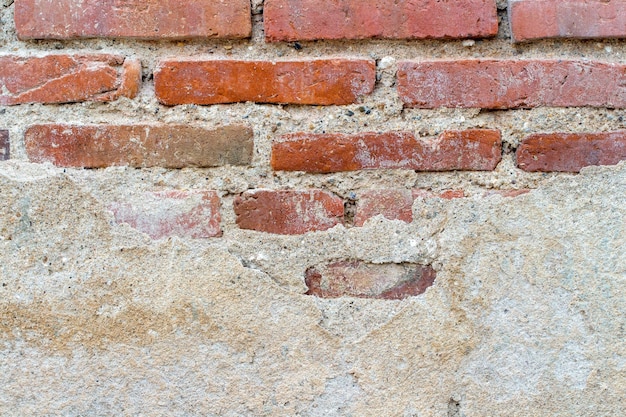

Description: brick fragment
[110,191,221,239]
[15,0,251,40]
[272,130,502,173]
[305,261,436,299]
[25,124,253,168]
[0,131,8,161]
[398,60,626,109]
[354,189,465,226]
[483,189,531,198]
[516,132,626,172]
[509,0,626,42]
[234,190,344,235]
[264,0,497,41]
[0,55,140,105]
[154,59,375,106]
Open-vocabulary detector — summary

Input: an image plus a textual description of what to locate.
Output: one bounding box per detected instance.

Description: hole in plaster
[304,261,436,300]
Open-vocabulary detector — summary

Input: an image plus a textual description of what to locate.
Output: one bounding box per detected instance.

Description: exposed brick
[483,189,531,198]
[234,190,344,235]
[354,189,465,226]
[154,59,375,106]
[516,132,626,172]
[272,130,502,173]
[509,0,626,42]
[15,0,251,40]
[109,191,221,239]
[305,261,436,299]
[0,55,140,105]
[398,60,626,109]
[264,0,498,41]
[25,124,253,168]
[0,131,8,161]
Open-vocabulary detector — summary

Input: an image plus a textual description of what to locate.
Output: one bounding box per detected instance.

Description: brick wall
[2,0,626,299]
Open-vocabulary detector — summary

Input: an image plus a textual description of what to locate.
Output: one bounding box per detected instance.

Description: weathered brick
[109,191,221,239]
[354,189,465,226]
[516,132,626,172]
[305,261,436,299]
[398,60,626,109]
[154,59,375,106]
[15,0,251,40]
[0,55,140,105]
[25,124,253,168]
[509,0,626,42]
[234,190,344,235]
[483,189,531,198]
[272,130,502,173]
[264,0,498,41]
[0,131,8,161]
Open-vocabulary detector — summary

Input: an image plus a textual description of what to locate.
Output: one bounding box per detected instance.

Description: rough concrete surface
[0,161,624,416]
[1,0,626,415]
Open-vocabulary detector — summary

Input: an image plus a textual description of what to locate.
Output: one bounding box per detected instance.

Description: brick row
[2,56,626,110]
[16,124,626,173]
[13,1,626,42]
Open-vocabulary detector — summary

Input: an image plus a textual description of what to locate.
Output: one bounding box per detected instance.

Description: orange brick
[265,0,497,41]
[154,59,375,106]
[272,130,502,173]
[25,124,253,168]
[517,132,626,172]
[234,190,344,235]
[15,0,251,40]
[398,60,626,109]
[0,55,140,105]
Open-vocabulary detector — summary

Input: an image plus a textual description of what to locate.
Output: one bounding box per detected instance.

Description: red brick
[0,55,140,105]
[234,190,344,235]
[272,130,501,173]
[354,189,465,226]
[398,60,626,109]
[305,261,436,299]
[109,191,221,239]
[25,124,253,168]
[509,0,626,42]
[264,0,497,41]
[516,132,626,172]
[0,131,8,161]
[154,59,375,106]
[15,0,251,40]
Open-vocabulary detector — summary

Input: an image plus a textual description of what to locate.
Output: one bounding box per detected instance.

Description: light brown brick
[25,124,253,168]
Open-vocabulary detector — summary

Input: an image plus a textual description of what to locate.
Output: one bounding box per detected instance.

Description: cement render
[0,0,625,415]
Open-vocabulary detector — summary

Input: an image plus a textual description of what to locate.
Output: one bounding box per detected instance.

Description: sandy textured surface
[1,161,624,416]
